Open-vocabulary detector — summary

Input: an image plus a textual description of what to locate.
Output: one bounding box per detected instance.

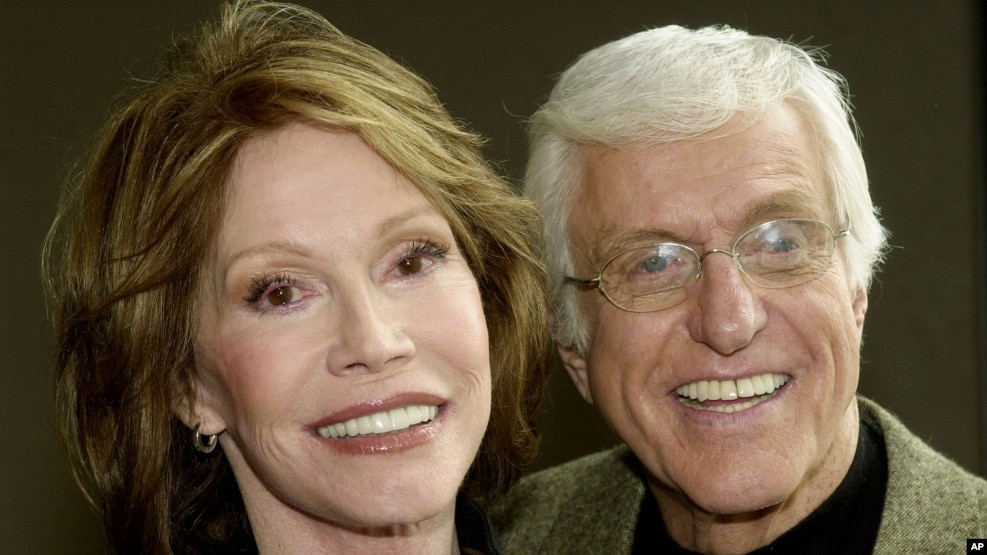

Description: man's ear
[558,341,593,404]
[852,288,868,334]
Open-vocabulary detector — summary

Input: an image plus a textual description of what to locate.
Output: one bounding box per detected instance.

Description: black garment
[632,421,888,554]
[457,493,504,555]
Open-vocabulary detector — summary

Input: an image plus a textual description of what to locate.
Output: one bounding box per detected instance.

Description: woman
[44,1,550,552]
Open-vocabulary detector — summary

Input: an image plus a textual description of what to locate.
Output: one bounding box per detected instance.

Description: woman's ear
[557,341,593,404]
[172,390,196,429]
[172,371,226,436]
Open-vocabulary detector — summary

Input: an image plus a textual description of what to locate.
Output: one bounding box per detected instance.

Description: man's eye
[631,244,686,275]
[640,255,669,273]
[766,237,800,253]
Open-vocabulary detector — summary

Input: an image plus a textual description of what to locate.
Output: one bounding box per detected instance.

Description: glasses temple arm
[563,276,601,289]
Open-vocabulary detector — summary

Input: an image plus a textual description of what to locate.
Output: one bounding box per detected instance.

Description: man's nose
[687,250,767,354]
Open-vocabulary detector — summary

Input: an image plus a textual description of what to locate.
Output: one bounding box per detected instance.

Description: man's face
[561,103,868,517]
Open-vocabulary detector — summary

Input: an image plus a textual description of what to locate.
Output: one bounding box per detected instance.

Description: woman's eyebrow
[223,206,445,271]
[377,206,441,234]
[225,239,315,273]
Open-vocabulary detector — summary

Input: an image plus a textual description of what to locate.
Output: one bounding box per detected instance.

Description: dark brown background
[1,2,983,552]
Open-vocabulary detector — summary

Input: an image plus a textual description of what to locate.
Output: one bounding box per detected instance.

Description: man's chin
[652,466,799,518]
[685,488,787,518]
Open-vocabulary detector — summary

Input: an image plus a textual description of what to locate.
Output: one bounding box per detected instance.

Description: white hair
[526,25,889,352]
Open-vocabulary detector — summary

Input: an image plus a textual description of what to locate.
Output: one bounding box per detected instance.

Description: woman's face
[191,123,491,536]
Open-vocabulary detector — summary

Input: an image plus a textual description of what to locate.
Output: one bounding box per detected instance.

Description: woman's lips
[317,404,438,439]
[312,401,446,455]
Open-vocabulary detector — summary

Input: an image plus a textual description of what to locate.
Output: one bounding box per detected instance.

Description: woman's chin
[323,484,461,533]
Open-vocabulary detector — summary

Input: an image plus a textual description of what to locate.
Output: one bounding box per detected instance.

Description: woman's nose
[324,284,416,376]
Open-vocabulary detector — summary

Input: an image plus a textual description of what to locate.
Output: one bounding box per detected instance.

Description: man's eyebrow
[742,189,825,227]
[588,189,825,265]
[592,227,687,265]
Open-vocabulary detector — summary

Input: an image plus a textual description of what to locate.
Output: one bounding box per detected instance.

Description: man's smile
[674,373,790,413]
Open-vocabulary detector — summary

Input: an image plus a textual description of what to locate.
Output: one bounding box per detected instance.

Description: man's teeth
[317,405,438,439]
[675,373,790,403]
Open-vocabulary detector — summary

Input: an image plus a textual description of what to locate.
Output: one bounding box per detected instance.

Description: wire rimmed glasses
[564,218,850,313]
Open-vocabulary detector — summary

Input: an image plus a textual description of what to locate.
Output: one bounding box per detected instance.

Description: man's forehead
[568,103,834,262]
[578,135,822,187]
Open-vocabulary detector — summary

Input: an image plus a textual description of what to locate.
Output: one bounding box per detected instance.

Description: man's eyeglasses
[564,218,850,313]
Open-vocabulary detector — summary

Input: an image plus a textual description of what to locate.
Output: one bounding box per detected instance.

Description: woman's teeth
[317,405,438,439]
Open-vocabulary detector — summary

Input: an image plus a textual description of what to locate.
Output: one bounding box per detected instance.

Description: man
[490,25,987,554]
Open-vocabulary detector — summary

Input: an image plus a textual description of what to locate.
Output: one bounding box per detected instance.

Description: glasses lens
[585,219,841,312]
[735,219,836,287]
[600,243,698,311]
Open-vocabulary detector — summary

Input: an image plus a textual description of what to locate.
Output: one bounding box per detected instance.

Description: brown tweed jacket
[489,397,987,554]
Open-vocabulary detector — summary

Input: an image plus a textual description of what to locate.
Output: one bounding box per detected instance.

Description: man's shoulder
[859,396,986,494]
[501,444,637,497]
[488,444,644,554]
[858,397,987,551]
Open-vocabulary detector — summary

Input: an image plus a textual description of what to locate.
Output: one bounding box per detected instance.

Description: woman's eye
[397,256,426,276]
[394,240,447,277]
[245,275,305,311]
[265,285,300,306]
